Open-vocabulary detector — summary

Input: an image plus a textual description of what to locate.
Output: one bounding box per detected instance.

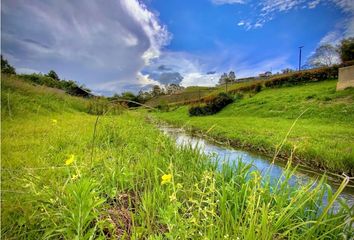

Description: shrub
[254,84,262,93]
[157,100,170,112]
[189,93,233,116]
[264,66,339,88]
[233,93,244,101]
[306,94,316,100]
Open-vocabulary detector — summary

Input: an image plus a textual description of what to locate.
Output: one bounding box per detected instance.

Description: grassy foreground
[153,80,354,175]
[2,77,354,239]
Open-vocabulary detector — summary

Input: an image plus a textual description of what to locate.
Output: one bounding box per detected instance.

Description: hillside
[153,79,354,174]
[2,75,353,239]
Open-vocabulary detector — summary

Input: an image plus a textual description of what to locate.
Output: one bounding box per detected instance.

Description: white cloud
[16,67,41,74]
[212,0,245,5]
[331,0,354,38]
[319,31,343,45]
[182,72,219,86]
[1,0,170,95]
[235,0,354,37]
[308,0,321,9]
[237,21,245,26]
[318,0,354,46]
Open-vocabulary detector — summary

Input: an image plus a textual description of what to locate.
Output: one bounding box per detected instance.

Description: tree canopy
[307,44,340,67]
[338,37,354,63]
[46,70,60,81]
[1,55,16,74]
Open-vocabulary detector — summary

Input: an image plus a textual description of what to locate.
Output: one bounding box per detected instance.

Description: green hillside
[2,75,353,239]
[153,80,354,174]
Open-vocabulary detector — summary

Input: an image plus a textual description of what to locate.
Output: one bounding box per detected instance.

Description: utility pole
[298,46,304,71]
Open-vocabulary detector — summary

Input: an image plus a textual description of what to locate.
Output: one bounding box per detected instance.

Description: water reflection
[160,125,354,208]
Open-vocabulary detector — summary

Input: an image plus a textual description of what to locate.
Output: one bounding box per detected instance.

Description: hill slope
[2,75,353,239]
[153,80,354,174]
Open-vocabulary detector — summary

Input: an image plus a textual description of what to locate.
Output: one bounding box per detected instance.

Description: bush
[18,73,91,97]
[254,84,262,93]
[157,100,170,112]
[189,93,233,116]
[264,66,339,88]
[233,93,244,101]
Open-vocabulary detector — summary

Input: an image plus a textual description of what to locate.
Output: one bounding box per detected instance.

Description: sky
[1,0,353,95]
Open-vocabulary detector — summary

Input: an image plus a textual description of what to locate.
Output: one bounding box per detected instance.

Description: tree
[307,44,340,67]
[151,85,162,97]
[46,70,60,81]
[281,68,294,74]
[338,37,354,63]
[166,83,184,94]
[218,73,228,85]
[228,71,236,82]
[120,91,136,100]
[1,55,16,74]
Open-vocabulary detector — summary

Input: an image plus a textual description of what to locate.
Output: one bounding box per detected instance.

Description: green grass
[2,76,353,239]
[153,80,354,174]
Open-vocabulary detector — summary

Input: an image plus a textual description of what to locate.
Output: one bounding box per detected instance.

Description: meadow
[153,80,354,175]
[1,75,353,239]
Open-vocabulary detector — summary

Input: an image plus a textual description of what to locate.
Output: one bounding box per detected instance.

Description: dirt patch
[101,191,137,239]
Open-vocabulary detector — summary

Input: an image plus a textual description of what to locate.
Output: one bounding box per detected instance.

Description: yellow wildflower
[176,183,183,189]
[71,174,79,180]
[52,119,58,124]
[169,193,177,202]
[161,173,172,185]
[65,154,75,165]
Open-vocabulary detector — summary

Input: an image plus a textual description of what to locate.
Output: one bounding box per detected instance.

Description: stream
[159,125,354,208]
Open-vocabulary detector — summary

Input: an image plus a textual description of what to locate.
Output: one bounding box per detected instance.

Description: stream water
[159,125,354,208]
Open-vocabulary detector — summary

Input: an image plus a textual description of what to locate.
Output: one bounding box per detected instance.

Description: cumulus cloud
[142,51,221,87]
[1,0,170,95]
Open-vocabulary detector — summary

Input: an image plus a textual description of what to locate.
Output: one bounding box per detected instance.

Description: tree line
[1,55,91,95]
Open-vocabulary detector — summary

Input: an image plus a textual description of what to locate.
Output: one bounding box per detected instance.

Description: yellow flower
[161,173,172,185]
[169,193,177,202]
[65,154,75,165]
[71,174,79,180]
[52,119,58,124]
[176,183,183,189]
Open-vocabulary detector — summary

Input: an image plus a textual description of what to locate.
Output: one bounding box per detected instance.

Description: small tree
[308,44,340,67]
[218,73,228,85]
[46,70,60,81]
[338,37,354,63]
[281,68,294,74]
[151,85,162,97]
[1,55,16,74]
[228,71,236,82]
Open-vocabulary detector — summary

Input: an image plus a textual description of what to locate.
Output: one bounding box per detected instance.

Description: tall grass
[1,76,353,239]
[2,111,353,239]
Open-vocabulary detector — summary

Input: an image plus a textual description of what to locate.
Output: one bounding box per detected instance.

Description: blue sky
[2,0,353,95]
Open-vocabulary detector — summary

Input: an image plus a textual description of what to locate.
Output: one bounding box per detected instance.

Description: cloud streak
[211,0,245,5]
